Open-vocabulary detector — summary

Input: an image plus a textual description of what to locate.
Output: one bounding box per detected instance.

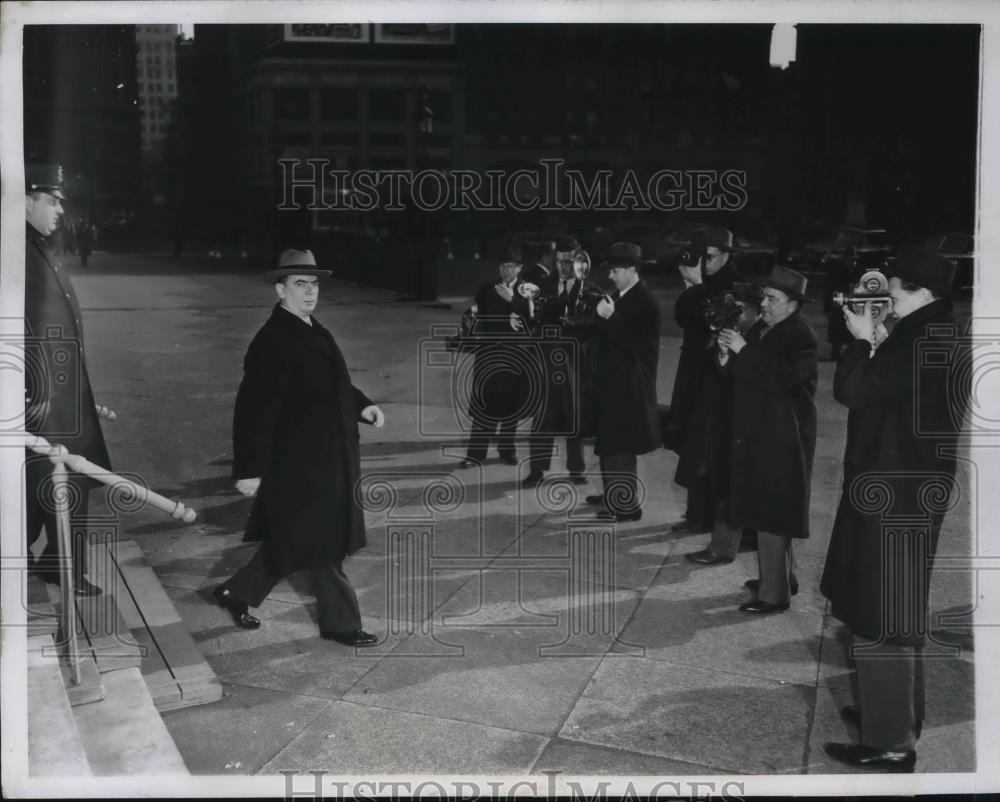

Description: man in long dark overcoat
[587,242,661,522]
[670,226,741,533]
[522,238,589,488]
[717,265,817,613]
[213,249,385,647]
[24,164,110,597]
[459,251,529,467]
[822,248,969,772]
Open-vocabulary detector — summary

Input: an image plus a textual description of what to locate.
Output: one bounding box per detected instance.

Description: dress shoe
[685,549,734,566]
[458,458,480,469]
[595,508,642,523]
[569,473,587,485]
[498,454,519,466]
[321,629,379,647]
[840,705,922,738]
[823,742,916,772]
[521,470,545,489]
[670,520,710,534]
[744,578,799,596]
[585,494,605,506]
[739,599,790,614]
[212,587,261,629]
[34,569,103,597]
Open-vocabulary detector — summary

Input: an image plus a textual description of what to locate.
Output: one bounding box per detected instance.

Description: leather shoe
[569,473,587,485]
[34,570,103,597]
[321,629,379,647]
[498,454,518,466]
[745,578,799,596]
[458,458,480,469]
[212,587,261,629]
[739,599,790,614]
[685,549,734,566]
[521,470,545,488]
[840,705,922,738]
[585,494,605,506]
[823,742,916,772]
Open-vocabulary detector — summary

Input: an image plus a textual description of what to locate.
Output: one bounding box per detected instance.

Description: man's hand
[361,405,386,428]
[872,322,889,349]
[844,302,875,342]
[596,296,615,319]
[510,312,526,332]
[494,282,514,303]
[678,264,702,287]
[717,328,747,354]
[235,477,261,497]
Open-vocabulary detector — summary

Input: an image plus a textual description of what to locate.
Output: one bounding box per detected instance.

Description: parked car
[922,231,975,292]
[731,234,779,276]
[786,225,892,276]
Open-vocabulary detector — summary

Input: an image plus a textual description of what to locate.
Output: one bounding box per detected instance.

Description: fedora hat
[604,241,643,268]
[693,225,735,252]
[760,264,809,301]
[886,245,956,297]
[265,249,332,282]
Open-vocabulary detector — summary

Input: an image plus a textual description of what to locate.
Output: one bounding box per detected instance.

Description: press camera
[831,269,893,326]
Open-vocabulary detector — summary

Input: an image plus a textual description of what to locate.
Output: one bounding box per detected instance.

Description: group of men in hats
[21,161,970,771]
[668,224,969,772]
[459,236,661,522]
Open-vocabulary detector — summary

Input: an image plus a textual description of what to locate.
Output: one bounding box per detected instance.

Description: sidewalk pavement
[68,250,975,776]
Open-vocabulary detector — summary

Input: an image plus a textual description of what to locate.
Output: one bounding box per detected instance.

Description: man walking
[822,247,969,771]
[213,249,385,647]
[24,164,110,597]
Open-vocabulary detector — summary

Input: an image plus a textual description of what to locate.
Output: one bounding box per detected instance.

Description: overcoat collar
[886,297,954,342]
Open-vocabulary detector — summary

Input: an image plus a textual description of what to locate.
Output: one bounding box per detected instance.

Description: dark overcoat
[669,263,740,444]
[820,298,969,646]
[591,280,661,456]
[233,304,373,577]
[24,225,111,482]
[467,277,531,422]
[727,312,818,538]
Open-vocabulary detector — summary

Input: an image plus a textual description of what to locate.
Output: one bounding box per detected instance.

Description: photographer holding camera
[522,237,598,488]
[670,226,741,534]
[717,265,817,614]
[684,283,769,568]
[821,247,970,772]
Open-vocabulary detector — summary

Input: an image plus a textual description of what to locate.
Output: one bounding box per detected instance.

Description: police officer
[24,164,110,597]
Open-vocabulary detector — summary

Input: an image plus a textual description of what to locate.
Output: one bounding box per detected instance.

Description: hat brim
[602,259,640,269]
[760,278,810,302]
[265,267,332,281]
[30,187,66,200]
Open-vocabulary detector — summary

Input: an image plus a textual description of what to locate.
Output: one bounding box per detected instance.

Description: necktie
[559,280,567,297]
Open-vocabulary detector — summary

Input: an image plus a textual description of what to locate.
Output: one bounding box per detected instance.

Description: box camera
[831,269,893,326]
[703,292,744,333]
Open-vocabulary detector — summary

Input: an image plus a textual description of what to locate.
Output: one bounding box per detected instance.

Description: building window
[322,87,359,121]
[275,87,310,121]
[368,88,405,123]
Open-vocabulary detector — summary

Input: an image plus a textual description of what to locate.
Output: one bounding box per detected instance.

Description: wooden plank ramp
[97,538,222,711]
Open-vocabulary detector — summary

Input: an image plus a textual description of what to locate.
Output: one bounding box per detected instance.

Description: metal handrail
[24,431,197,685]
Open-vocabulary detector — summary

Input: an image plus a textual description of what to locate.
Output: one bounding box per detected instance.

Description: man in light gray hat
[213,249,385,647]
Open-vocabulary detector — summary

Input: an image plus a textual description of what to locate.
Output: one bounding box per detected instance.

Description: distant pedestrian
[213,249,384,647]
[77,219,94,268]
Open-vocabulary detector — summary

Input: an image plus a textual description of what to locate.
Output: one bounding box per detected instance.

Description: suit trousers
[852,635,925,751]
[466,415,518,461]
[757,531,793,604]
[25,453,91,583]
[599,453,639,515]
[529,433,585,475]
[220,545,362,633]
[708,500,742,558]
